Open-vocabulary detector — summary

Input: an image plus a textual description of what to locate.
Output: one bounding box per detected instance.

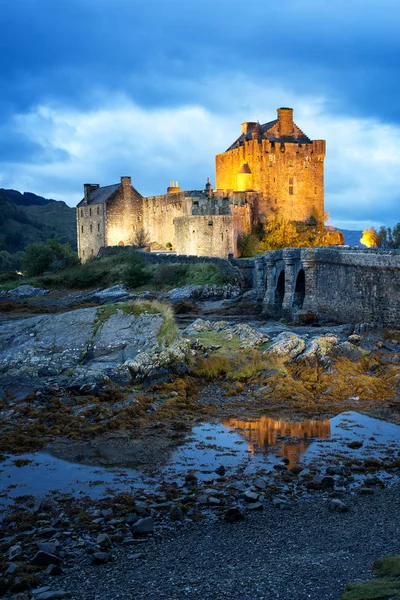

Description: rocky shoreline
[1,284,400,599]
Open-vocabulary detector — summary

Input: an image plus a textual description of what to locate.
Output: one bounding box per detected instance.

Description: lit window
[289,186,294,195]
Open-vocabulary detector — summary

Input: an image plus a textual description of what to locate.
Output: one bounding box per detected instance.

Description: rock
[127,553,144,560]
[243,491,259,502]
[1,285,50,300]
[6,562,18,576]
[224,507,245,523]
[45,564,63,576]
[215,465,226,476]
[91,285,134,304]
[359,487,374,495]
[254,478,267,490]
[307,475,335,490]
[164,283,240,306]
[0,305,165,390]
[272,498,292,510]
[329,499,348,513]
[9,544,22,560]
[184,319,268,348]
[96,533,112,549]
[348,334,362,345]
[336,341,363,360]
[298,334,340,364]
[37,542,58,555]
[208,497,221,505]
[126,337,194,381]
[31,552,63,567]
[347,441,363,449]
[264,332,306,362]
[247,502,264,511]
[365,476,384,487]
[131,517,154,535]
[34,592,71,600]
[169,505,184,521]
[92,552,109,565]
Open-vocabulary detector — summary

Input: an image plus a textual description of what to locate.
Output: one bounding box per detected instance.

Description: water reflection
[222,417,331,466]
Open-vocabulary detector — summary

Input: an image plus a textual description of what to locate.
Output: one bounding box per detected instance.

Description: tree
[133,228,150,248]
[360,228,380,248]
[22,239,79,276]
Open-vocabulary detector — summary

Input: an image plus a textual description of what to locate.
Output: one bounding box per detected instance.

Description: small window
[90,224,93,233]
[81,225,84,233]
[97,206,100,215]
[91,249,94,256]
[83,250,85,256]
[97,223,100,232]
[89,208,92,216]
[289,186,294,195]
[80,209,83,217]
[289,177,294,185]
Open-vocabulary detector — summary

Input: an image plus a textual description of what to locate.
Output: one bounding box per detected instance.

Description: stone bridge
[243,247,400,327]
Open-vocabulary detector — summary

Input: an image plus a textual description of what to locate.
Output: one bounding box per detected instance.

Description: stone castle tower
[76,107,325,261]
[215,107,325,223]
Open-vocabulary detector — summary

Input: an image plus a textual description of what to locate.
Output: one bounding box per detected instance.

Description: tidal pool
[0,411,399,504]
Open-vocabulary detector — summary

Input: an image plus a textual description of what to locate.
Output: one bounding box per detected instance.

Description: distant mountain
[339,229,363,247]
[0,189,76,255]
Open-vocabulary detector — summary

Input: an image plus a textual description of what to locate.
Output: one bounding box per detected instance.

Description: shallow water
[0,411,399,504]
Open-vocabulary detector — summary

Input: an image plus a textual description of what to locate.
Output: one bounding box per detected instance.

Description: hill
[0,189,76,256]
[339,229,363,247]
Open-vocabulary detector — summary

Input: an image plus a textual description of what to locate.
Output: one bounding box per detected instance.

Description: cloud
[1,77,400,229]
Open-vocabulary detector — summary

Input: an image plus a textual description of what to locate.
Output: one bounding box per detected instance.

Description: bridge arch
[274,269,285,314]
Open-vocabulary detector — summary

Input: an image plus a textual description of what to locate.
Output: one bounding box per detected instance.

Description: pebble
[329,499,349,513]
[92,552,110,565]
[131,517,154,534]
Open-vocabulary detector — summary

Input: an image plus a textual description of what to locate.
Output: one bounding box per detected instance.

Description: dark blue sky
[1,0,399,228]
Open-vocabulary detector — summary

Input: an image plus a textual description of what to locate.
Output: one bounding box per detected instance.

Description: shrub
[22,239,79,276]
[153,264,188,288]
[120,253,152,288]
[237,233,260,257]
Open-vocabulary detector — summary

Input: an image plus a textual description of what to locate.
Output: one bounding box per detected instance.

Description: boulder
[298,334,340,364]
[126,338,194,381]
[164,283,241,305]
[0,285,50,300]
[131,517,154,535]
[0,304,165,390]
[264,332,306,362]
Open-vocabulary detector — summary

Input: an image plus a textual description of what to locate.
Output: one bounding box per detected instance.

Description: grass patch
[373,556,400,578]
[341,578,400,600]
[0,250,236,291]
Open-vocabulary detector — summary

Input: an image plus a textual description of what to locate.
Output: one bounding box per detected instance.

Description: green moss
[341,578,400,600]
[373,556,400,578]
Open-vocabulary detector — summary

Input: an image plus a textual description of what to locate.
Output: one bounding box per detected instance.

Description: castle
[76,107,325,261]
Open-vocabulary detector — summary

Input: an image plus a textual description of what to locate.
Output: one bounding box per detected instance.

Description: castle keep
[76,107,325,261]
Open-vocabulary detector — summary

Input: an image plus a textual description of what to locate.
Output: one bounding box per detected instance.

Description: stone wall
[76,203,106,261]
[215,135,325,223]
[105,177,143,248]
[174,215,239,258]
[261,247,400,327]
[142,192,192,250]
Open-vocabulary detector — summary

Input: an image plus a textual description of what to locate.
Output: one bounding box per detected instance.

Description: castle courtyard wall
[174,215,239,258]
[142,193,192,249]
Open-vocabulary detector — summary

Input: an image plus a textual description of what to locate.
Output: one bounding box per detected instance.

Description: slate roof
[226,119,311,151]
[77,183,121,207]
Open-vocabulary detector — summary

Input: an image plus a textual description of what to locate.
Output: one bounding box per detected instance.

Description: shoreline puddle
[1,411,399,504]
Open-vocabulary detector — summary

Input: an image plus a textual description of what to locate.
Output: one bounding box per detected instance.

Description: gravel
[59,485,400,600]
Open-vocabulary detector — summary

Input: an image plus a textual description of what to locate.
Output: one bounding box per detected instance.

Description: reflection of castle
[77,107,325,261]
[222,417,331,466]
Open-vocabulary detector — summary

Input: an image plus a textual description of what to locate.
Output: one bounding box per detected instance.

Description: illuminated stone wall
[105,177,143,247]
[142,192,192,249]
[215,113,325,223]
[174,215,239,258]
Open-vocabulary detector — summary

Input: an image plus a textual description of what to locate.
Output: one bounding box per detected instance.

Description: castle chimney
[277,107,294,137]
[167,180,181,194]
[121,176,131,189]
[205,177,213,197]
[83,183,100,202]
[241,122,257,135]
